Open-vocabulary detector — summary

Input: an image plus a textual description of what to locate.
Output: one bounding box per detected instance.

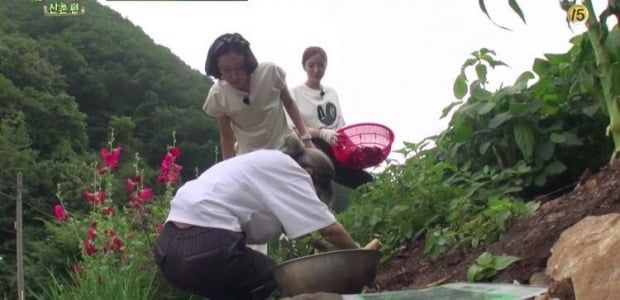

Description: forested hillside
[3,0,618,298]
[0,0,216,295]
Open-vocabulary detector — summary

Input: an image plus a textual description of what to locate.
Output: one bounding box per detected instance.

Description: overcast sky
[98,0,601,163]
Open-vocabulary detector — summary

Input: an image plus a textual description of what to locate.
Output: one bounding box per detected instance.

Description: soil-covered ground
[371,159,620,292]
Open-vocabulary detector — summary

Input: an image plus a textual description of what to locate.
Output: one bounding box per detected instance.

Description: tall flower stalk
[39,130,187,299]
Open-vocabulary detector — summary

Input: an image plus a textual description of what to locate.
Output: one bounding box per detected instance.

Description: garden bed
[372,159,620,291]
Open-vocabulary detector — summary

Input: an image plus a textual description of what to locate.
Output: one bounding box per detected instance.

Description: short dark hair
[205,33,258,79]
[302,46,328,66]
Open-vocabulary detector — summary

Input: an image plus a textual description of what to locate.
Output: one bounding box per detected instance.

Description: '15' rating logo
[567,3,589,23]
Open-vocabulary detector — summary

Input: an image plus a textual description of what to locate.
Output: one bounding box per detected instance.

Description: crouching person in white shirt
[153,135,360,300]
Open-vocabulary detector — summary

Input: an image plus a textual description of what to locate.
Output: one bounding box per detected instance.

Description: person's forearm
[281,90,315,147]
[220,135,235,159]
[284,101,308,137]
[293,127,321,138]
[319,222,359,249]
[281,90,309,136]
[308,128,322,138]
[217,116,235,160]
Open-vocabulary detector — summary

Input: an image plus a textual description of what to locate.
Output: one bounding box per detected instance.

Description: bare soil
[370,159,620,295]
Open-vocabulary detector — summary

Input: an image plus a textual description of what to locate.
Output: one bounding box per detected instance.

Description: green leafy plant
[425,196,538,259]
[479,0,620,162]
[339,140,463,260]
[462,197,538,247]
[443,46,612,197]
[268,232,327,264]
[424,227,458,259]
[340,138,534,261]
[341,40,613,265]
[466,251,520,282]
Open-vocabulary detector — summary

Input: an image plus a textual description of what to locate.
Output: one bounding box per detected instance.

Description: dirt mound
[372,159,620,291]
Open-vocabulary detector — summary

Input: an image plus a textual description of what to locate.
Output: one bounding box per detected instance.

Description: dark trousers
[153,223,276,300]
[313,138,373,189]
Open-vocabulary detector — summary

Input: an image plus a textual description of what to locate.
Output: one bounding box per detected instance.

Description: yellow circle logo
[567,4,589,23]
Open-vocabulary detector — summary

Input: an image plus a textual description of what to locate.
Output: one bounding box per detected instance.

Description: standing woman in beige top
[203,33,313,159]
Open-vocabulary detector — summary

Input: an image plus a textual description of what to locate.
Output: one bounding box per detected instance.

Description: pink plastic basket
[331,123,394,170]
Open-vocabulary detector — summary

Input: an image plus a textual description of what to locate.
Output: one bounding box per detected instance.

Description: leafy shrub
[443,45,612,197]
[341,45,612,263]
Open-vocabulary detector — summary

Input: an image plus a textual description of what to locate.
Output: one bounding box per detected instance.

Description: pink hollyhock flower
[108,230,123,251]
[125,176,142,193]
[160,152,175,170]
[72,263,82,275]
[97,167,109,175]
[158,164,183,184]
[158,147,183,184]
[100,147,122,169]
[102,206,114,216]
[168,146,181,158]
[83,239,97,256]
[111,236,122,251]
[138,188,153,201]
[82,189,106,205]
[53,204,67,221]
[126,178,136,192]
[87,227,97,240]
[128,194,144,209]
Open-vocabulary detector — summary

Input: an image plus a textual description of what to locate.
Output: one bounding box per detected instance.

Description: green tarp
[343,283,548,300]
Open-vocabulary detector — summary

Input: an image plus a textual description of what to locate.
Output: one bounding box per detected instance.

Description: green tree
[0,0,217,296]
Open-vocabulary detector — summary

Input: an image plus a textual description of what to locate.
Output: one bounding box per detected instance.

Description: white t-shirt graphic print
[291,84,345,130]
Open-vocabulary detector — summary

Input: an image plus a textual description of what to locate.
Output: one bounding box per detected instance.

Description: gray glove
[319,129,338,145]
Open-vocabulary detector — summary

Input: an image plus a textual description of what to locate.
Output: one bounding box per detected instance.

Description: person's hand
[311,237,330,251]
[319,129,338,145]
[304,139,317,148]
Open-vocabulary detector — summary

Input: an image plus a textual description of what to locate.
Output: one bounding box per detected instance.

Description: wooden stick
[16,173,24,300]
[364,238,382,250]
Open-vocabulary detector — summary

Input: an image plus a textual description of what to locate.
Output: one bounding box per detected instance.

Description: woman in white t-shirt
[153,136,359,299]
[291,46,372,189]
[203,33,314,160]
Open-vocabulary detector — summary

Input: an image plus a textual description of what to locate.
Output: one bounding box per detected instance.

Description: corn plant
[478,0,620,162]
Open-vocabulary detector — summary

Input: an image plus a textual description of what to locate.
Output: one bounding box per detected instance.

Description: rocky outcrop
[546,213,620,299]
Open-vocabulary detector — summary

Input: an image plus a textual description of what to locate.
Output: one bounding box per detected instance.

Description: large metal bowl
[273,249,381,297]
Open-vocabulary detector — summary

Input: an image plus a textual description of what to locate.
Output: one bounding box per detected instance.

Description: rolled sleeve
[203,87,226,117]
[273,65,287,90]
[262,178,336,239]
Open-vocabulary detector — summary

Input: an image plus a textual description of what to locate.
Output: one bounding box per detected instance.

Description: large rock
[546,213,620,299]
